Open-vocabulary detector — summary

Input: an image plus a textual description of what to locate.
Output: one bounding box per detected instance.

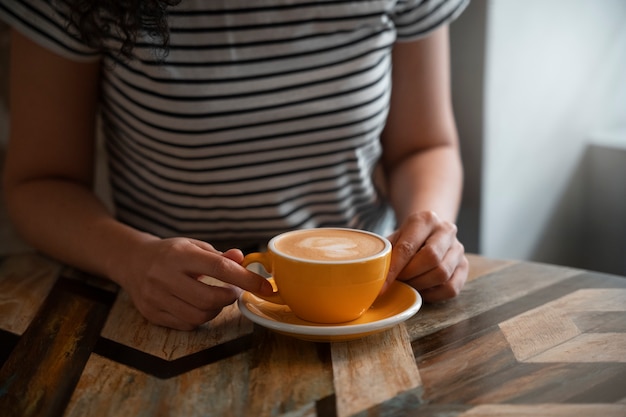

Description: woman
[0,0,469,330]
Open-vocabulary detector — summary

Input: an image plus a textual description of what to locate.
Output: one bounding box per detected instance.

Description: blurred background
[451,0,626,275]
[1,0,625,275]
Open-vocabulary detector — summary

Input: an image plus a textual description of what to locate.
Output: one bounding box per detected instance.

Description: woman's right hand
[111,237,273,330]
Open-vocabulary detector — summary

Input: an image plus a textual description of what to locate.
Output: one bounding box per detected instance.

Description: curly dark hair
[60,0,181,59]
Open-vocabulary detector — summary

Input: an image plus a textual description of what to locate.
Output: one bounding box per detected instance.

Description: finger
[403,239,464,290]
[183,245,273,295]
[167,292,227,325]
[419,254,469,302]
[396,224,456,281]
[386,229,400,246]
[166,276,240,312]
[221,248,244,264]
[380,227,427,294]
[188,239,220,254]
[386,223,432,285]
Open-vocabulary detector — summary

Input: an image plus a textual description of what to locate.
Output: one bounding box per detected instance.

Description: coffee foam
[275,229,385,261]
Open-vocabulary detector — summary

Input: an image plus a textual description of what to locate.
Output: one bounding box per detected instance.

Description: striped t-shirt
[0,0,468,248]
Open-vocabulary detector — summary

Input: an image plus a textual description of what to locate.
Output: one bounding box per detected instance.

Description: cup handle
[242,252,286,305]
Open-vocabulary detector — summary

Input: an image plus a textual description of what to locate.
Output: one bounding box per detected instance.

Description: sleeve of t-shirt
[0,0,100,61]
[391,0,470,42]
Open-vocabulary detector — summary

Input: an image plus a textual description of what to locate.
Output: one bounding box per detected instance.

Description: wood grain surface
[0,253,60,334]
[0,276,115,417]
[1,254,625,417]
[331,325,422,417]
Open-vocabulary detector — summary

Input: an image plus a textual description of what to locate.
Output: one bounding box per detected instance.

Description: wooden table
[1,252,625,417]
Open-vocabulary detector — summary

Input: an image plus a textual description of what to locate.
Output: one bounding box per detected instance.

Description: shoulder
[0,0,100,61]
[391,0,470,42]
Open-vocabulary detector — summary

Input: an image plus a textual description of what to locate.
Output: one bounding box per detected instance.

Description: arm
[3,30,271,329]
[381,26,468,301]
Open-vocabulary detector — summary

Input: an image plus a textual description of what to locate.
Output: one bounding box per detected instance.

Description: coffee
[243,227,392,323]
[274,228,385,261]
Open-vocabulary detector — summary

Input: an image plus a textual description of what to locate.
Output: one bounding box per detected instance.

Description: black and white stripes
[1,0,468,244]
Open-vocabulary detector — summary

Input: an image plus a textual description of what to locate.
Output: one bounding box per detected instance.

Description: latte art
[275,229,385,261]
[297,237,361,259]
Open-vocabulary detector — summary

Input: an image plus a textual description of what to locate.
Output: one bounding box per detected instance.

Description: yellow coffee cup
[242,228,392,323]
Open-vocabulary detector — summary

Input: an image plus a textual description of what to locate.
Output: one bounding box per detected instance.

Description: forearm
[4,178,158,282]
[386,144,463,224]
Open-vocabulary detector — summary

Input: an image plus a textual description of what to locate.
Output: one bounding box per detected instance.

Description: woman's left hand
[384,210,468,302]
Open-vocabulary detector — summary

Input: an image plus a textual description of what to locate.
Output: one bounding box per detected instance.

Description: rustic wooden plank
[315,394,338,417]
[0,253,60,335]
[529,333,626,363]
[466,254,517,282]
[499,288,626,363]
[69,287,333,416]
[461,404,626,417]
[349,390,430,417]
[571,311,626,333]
[282,403,318,417]
[406,262,581,341]
[416,269,626,405]
[411,275,626,405]
[331,324,422,417]
[460,363,626,405]
[0,329,19,366]
[66,351,255,417]
[417,325,518,404]
[100,289,253,360]
[425,358,626,405]
[549,288,626,312]
[0,277,115,417]
[243,330,334,417]
[367,403,471,417]
[65,354,168,417]
[92,333,254,379]
[409,268,626,358]
[566,365,626,403]
[499,306,581,362]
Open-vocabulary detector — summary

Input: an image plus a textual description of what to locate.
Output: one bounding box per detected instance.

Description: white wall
[450,0,488,254]
[480,0,626,264]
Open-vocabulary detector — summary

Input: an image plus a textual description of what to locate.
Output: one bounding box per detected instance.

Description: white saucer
[237,281,422,342]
